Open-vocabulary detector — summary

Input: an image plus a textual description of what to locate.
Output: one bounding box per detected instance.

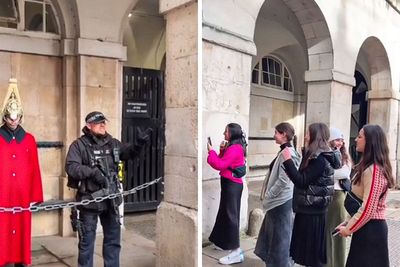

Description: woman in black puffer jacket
[282,123,341,267]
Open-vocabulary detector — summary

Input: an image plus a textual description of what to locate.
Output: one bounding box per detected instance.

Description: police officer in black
[65,111,150,267]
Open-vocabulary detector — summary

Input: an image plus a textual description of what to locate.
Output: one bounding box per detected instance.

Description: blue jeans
[78,210,121,267]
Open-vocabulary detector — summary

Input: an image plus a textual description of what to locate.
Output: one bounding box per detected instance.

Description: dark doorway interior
[350,70,368,163]
[122,67,165,212]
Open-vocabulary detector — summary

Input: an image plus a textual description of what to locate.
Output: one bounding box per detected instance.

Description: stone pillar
[368,89,399,182]
[60,55,79,237]
[156,1,198,266]
[305,70,354,143]
[202,43,253,239]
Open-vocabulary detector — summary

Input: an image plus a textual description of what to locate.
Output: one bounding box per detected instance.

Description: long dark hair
[227,123,247,156]
[300,123,330,170]
[353,124,394,188]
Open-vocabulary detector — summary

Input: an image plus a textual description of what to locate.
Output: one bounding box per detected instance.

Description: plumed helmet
[1,78,23,122]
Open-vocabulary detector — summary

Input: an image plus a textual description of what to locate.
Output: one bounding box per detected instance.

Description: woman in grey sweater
[254,122,301,267]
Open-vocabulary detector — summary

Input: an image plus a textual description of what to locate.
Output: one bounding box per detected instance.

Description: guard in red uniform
[0,79,43,267]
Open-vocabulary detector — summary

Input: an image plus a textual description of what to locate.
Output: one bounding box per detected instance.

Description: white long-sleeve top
[333,163,351,190]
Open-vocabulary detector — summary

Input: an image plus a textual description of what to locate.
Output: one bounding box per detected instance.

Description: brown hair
[329,140,352,166]
[353,124,394,188]
[275,122,295,143]
[300,123,330,170]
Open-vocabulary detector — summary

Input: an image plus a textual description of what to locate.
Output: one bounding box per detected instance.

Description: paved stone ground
[29,211,156,267]
[203,179,400,267]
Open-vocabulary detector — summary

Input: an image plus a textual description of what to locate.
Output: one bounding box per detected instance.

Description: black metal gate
[122,67,165,212]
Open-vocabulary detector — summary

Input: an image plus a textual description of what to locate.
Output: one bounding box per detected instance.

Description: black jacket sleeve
[283,156,325,189]
[65,140,96,181]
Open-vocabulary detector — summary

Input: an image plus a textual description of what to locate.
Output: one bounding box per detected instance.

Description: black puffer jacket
[283,149,341,214]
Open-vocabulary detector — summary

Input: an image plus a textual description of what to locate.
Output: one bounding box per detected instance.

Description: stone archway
[355,36,398,180]
[249,0,331,179]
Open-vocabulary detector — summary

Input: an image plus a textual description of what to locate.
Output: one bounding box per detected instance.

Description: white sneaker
[218,251,244,265]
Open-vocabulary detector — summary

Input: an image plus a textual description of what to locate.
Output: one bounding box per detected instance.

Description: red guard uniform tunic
[0,125,43,266]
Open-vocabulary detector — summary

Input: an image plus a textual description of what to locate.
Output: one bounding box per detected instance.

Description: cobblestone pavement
[203,180,400,267]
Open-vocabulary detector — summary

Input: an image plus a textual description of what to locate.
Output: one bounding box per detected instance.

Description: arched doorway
[353,36,398,182]
[121,0,166,212]
[350,70,368,163]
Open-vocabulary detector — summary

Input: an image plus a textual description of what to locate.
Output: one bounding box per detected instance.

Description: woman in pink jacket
[207,123,247,265]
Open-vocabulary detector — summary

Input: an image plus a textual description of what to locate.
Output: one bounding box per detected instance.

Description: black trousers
[78,209,121,267]
[209,177,243,250]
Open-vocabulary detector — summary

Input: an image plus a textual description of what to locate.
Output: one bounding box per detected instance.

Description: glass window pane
[268,58,274,73]
[25,1,43,31]
[275,61,281,76]
[252,69,259,84]
[269,74,275,85]
[46,4,58,33]
[0,0,17,19]
[289,80,293,91]
[263,72,269,84]
[284,67,289,77]
[262,58,268,72]
[254,62,259,70]
[284,79,288,91]
[276,76,281,87]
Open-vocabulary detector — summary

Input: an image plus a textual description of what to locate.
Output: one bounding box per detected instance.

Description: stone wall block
[38,148,62,177]
[301,23,316,39]
[24,115,62,141]
[156,202,197,267]
[165,107,197,157]
[319,53,333,70]
[0,52,12,83]
[64,56,78,87]
[163,173,197,209]
[160,0,194,14]
[39,56,61,87]
[307,38,332,55]
[32,211,59,236]
[203,80,250,115]
[165,54,197,108]
[203,42,251,85]
[295,7,323,25]
[41,176,60,201]
[165,155,197,179]
[311,21,330,38]
[81,56,117,88]
[165,3,197,59]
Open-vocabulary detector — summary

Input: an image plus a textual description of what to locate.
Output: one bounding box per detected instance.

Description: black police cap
[85,111,107,124]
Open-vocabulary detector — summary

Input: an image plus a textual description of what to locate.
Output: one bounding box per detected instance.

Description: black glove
[93,169,107,187]
[136,127,153,146]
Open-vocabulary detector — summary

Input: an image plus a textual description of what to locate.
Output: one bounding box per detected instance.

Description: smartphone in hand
[207,137,212,146]
[331,228,340,237]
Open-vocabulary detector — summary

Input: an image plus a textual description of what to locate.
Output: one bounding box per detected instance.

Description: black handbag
[339,178,351,192]
[344,191,362,216]
[229,165,246,178]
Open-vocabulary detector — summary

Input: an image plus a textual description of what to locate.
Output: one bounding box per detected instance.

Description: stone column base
[156,202,197,267]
